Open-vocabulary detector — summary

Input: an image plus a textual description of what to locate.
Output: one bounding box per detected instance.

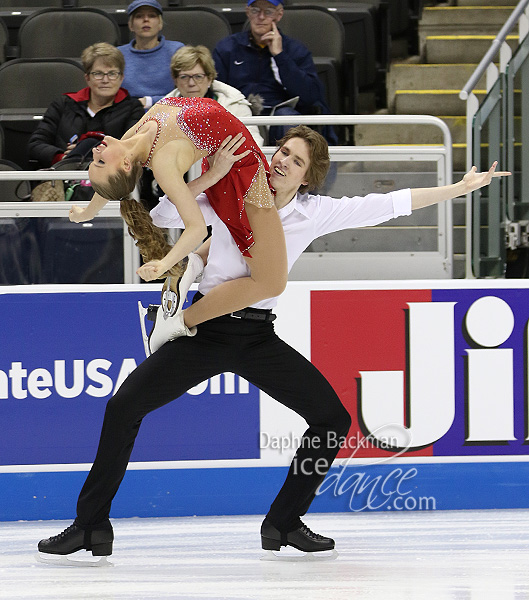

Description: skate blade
[138,301,151,358]
[36,552,113,567]
[260,548,338,562]
[161,277,179,318]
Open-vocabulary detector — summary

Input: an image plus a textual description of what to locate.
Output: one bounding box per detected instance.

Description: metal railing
[460,0,529,278]
[0,114,452,283]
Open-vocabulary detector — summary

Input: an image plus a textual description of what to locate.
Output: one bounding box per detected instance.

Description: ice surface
[1,510,529,599]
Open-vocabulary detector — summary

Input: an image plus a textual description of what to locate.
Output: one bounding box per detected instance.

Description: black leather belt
[230,307,276,322]
[146,303,276,323]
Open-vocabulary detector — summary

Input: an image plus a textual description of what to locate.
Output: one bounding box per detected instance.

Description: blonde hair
[90,163,143,202]
[170,45,217,81]
[81,42,125,75]
[277,126,330,193]
[119,199,185,279]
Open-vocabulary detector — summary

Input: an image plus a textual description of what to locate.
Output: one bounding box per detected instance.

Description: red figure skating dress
[136,96,273,256]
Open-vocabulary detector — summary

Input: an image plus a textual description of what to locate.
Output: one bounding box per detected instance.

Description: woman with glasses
[28,43,145,169]
[164,45,264,147]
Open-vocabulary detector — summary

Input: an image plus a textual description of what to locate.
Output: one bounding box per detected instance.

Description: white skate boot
[138,253,203,357]
[148,307,197,354]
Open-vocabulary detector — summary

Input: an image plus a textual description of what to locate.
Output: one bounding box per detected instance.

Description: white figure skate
[138,253,203,357]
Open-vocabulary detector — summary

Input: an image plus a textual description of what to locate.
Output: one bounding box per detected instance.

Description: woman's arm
[28,98,71,167]
[69,193,110,222]
[411,162,510,210]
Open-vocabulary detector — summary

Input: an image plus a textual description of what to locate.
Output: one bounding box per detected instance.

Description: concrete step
[344,144,467,172]
[455,0,515,6]
[387,63,487,109]
[394,87,521,116]
[355,116,466,146]
[421,6,513,28]
[394,89,479,115]
[425,34,519,64]
[388,63,486,92]
[419,7,517,52]
[347,143,518,176]
[355,115,522,146]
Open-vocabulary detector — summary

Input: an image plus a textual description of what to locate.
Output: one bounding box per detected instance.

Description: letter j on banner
[310,289,529,459]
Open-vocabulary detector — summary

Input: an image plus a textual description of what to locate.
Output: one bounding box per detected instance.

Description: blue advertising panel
[0,290,260,467]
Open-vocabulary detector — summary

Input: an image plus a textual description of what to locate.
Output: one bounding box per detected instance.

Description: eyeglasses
[176,73,208,83]
[89,71,122,81]
[248,6,277,17]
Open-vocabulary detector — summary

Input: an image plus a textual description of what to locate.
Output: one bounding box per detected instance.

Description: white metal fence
[0,114,452,283]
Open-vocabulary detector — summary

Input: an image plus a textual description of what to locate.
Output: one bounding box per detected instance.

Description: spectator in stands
[164,45,264,147]
[28,43,145,169]
[118,0,184,109]
[213,0,337,145]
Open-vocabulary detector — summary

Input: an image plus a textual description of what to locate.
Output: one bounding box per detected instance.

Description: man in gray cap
[213,0,337,145]
[118,0,184,109]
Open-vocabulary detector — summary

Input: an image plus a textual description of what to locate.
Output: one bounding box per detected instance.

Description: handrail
[460,1,529,277]
[241,114,452,155]
[460,0,529,100]
[0,170,89,181]
[0,113,453,187]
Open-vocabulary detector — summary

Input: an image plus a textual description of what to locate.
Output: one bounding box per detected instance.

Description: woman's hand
[462,161,511,194]
[69,205,92,223]
[136,260,170,282]
[63,142,77,158]
[208,133,251,181]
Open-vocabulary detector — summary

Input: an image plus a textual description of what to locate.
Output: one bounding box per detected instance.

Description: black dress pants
[76,314,351,533]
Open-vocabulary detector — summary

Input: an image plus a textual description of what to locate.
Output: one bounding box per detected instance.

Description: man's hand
[462,161,511,194]
[411,161,511,210]
[208,133,251,180]
[261,22,283,56]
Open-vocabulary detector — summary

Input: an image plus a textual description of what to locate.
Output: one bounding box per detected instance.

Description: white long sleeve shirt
[150,188,412,309]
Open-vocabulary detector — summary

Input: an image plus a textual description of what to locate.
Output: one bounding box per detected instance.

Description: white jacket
[164,80,265,147]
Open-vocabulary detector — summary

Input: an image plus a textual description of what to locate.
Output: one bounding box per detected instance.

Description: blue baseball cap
[127,0,163,16]
[247,0,284,6]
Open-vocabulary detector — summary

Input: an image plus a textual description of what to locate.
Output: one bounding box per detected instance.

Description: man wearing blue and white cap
[213,0,337,145]
[118,0,184,109]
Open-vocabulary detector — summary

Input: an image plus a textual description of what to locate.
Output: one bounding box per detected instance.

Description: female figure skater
[69,96,287,341]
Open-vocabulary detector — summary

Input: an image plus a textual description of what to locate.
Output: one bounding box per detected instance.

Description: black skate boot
[261,518,336,555]
[38,523,113,557]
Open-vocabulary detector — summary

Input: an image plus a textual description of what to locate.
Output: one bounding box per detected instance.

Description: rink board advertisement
[2,281,529,521]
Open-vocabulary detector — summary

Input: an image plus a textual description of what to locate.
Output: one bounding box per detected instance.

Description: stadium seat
[0,158,30,202]
[0,17,8,64]
[0,58,86,168]
[18,8,120,59]
[161,8,232,53]
[272,7,354,113]
[0,0,63,6]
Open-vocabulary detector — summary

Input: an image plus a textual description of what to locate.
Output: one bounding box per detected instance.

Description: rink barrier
[2,279,529,521]
[0,114,453,281]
